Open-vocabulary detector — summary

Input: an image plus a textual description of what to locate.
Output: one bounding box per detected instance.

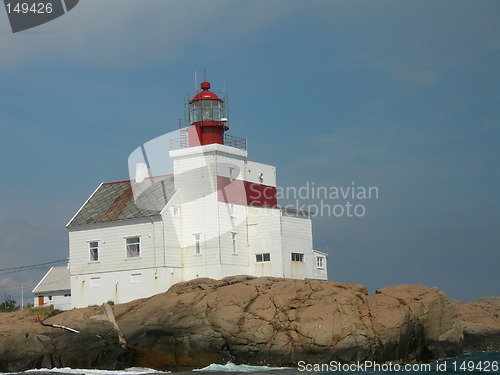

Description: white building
[32,266,71,310]
[64,81,328,308]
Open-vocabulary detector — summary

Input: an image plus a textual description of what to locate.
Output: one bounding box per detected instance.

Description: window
[291,253,304,262]
[89,241,99,261]
[256,253,270,262]
[190,100,222,123]
[131,273,142,283]
[126,237,140,258]
[316,256,325,269]
[194,233,201,255]
[48,296,52,301]
[231,232,237,254]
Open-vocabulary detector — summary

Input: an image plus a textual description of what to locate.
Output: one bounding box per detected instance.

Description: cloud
[0,217,67,303]
[0,276,36,297]
[0,218,66,267]
[0,0,304,68]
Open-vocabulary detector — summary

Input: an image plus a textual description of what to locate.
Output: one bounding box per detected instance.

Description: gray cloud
[0,0,302,68]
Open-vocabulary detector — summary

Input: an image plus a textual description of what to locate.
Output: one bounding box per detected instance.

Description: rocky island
[0,276,498,372]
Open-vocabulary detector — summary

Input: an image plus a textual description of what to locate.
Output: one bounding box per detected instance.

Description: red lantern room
[188,81,229,147]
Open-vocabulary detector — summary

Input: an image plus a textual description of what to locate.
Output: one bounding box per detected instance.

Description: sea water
[3,352,499,375]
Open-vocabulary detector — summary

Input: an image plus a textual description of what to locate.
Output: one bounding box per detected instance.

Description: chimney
[135,162,150,183]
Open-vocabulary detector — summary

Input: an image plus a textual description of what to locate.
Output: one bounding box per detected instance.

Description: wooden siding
[68,217,165,276]
[281,214,314,279]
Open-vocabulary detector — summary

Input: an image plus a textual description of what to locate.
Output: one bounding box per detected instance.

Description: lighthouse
[187,81,229,147]
[61,80,329,309]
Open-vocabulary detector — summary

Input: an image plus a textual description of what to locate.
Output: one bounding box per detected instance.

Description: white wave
[194,362,291,372]
[17,367,168,375]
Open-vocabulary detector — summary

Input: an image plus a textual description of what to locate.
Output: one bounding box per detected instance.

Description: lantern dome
[190,81,223,102]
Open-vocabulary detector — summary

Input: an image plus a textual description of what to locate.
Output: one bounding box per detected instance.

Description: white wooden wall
[69,217,165,276]
[281,213,313,279]
[34,294,71,310]
[247,206,284,277]
[68,143,327,308]
[246,161,276,186]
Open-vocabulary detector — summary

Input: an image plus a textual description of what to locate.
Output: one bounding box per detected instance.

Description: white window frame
[194,233,201,255]
[256,253,270,263]
[90,277,101,287]
[291,252,304,262]
[316,256,325,269]
[89,241,99,262]
[125,236,141,258]
[231,232,237,255]
[131,273,142,283]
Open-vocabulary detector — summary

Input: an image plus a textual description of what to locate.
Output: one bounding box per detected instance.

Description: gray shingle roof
[67,175,175,228]
[32,266,70,294]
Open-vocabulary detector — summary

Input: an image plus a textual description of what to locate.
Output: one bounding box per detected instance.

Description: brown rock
[452,297,500,351]
[2,277,496,372]
[0,306,131,372]
[117,277,462,370]
[368,285,463,362]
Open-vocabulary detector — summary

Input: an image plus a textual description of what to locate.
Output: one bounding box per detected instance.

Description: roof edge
[312,249,328,257]
[159,190,179,216]
[103,173,173,186]
[32,266,54,294]
[66,183,103,228]
[67,214,163,230]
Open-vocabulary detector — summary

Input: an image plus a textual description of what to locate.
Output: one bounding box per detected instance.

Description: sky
[0,0,498,304]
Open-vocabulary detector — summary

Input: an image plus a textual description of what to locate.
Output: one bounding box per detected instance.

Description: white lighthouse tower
[59,80,328,309]
[169,80,327,282]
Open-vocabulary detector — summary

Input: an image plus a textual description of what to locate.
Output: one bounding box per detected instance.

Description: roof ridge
[103,173,173,185]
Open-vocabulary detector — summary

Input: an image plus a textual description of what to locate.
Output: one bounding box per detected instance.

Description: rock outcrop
[0,276,497,372]
[0,305,131,372]
[451,297,500,352]
[114,277,463,369]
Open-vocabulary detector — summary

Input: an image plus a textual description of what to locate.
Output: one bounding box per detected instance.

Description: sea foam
[19,367,167,375]
[194,362,291,372]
